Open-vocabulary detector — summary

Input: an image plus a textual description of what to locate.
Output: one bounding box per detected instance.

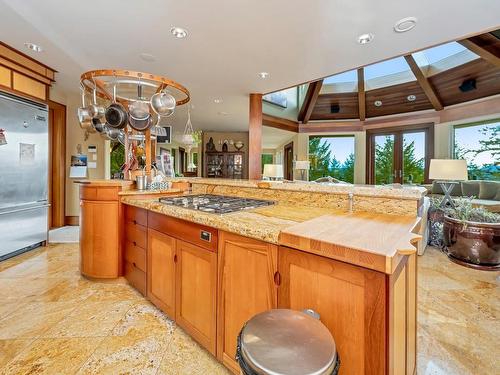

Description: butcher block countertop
[121,196,421,274]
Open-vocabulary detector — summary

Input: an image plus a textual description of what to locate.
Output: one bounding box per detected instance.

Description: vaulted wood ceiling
[297,29,500,124]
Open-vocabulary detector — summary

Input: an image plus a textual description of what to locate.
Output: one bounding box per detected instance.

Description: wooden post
[145,128,151,178]
[249,93,263,180]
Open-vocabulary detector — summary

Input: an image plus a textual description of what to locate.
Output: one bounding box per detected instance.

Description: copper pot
[443,216,500,270]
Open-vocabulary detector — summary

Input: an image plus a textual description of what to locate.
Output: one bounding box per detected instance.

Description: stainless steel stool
[236,309,340,375]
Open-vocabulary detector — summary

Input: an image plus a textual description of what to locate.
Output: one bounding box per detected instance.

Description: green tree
[110,141,124,177]
[375,136,394,184]
[308,137,332,180]
[340,153,355,183]
[403,140,424,184]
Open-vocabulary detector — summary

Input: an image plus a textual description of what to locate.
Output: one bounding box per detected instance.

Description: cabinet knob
[133,241,137,246]
[132,262,137,268]
[174,254,178,263]
[133,220,137,225]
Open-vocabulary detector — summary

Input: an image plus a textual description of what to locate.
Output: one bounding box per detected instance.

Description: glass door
[374,134,396,184]
[367,124,433,185]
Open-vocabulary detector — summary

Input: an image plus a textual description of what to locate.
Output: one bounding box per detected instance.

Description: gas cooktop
[158,194,274,214]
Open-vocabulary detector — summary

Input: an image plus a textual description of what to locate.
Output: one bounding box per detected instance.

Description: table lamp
[263,164,284,181]
[293,160,310,181]
[429,159,468,208]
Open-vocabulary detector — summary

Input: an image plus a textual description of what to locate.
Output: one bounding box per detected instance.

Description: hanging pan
[105,84,128,129]
[128,84,152,131]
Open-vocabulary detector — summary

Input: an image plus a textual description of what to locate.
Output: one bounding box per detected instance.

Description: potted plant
[442,197,500,270]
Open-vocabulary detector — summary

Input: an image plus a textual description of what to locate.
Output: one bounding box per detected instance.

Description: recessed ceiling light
[258,72,269,79]
[24,42,42,52]
[170,27,188,39]
[214,98,223,104]
[357,33,374,45]
[374,100,383,107]
[394,17,418,33]
[139,53,155,62]
[407,94,417,102]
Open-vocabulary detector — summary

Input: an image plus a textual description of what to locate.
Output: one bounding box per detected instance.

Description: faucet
[348,193,354,213]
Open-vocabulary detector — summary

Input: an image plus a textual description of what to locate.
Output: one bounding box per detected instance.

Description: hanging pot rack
[80,69,190,106]
[79,69,191,180]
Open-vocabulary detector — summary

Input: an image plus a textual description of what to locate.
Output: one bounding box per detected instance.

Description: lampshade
[263,164,284,178]
[429,159,468,181]
[294,160,310,170]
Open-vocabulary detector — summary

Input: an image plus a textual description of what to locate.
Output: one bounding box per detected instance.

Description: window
[364,56,416,90]
[454,120,500,180]
[110,141,124,178]
[192,152,198,166]
[322,69,358,93]
[261,153,274,172]
[308,135,355,183]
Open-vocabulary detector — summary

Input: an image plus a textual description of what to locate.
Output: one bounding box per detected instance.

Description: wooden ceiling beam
[459,36,500,68]
[357,68,366,121]
[298,79,323,124]
[263,113,299,133]
[404,55,443,111]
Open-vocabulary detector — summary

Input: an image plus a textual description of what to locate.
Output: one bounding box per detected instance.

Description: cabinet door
[147,228,176,318]
[175,240,217,355]
[217,232,278,374]
[278,246,386,375]
[80,200,119,278]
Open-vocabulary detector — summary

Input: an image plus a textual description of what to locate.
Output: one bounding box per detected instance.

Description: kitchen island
[79,179,425,375]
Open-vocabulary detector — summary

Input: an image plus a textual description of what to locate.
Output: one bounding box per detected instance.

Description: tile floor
[0,243,498,374]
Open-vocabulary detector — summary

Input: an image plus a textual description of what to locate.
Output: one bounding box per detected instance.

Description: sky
[323,41,474,85]
[321,136,355,163]
[455,123,498,166]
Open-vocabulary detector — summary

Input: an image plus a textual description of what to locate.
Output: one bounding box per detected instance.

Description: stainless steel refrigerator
[0,91,49,260]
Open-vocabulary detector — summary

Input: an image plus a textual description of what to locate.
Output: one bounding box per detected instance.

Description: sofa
[422,180,500,213]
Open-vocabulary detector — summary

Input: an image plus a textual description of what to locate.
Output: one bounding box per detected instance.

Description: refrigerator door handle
[0,204,51,216]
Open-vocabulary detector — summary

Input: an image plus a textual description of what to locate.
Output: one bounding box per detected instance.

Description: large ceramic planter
[443,216,500,271]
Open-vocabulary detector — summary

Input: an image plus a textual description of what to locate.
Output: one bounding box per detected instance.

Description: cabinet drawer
[124,241,146,272]
[124,261,146,296]
[125,205,147,226]
[148,211,218,252]
[125,222,147,249]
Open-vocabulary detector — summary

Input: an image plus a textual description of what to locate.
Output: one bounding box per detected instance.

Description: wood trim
[0,41,57,74]
[249,93,263,179]
[404,55,443,111]
[0,84,48,104]
[284,141,294,181]
[48,100,66,229]
[0,59,53,86]
[459,36,500,68]
[358,68,366,121]
[298,80,323,124]
[299,122,364,133]
[262,113,299,133]
[65,216,79,226]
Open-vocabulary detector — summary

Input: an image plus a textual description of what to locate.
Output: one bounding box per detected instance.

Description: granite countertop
[121,196,421,273]
[164,177,427,200]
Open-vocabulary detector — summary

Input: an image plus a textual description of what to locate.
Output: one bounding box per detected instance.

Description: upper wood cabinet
[217,231,278,374]
[147,228,177,318]
[0,41,56,102]
[278,246,387,375]
[175,239,217,355]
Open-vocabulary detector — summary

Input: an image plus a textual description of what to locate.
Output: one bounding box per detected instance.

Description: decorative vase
[234,140,244,151]
[206,137,216,152]
[443,216,500,271]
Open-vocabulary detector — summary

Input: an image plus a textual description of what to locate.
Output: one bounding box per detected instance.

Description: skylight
[412,41,479,76]
[364,56,416,90]
[322,69,357,93]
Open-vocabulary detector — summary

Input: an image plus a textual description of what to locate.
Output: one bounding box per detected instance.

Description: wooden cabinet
[217,231,278,374]
[278,246,386,375]
[388,254,417,375]
[147,228,177,317]
[124,205,148,295]
[205,151,244,179]
[176,240,217,355]
[80,192,120,279]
